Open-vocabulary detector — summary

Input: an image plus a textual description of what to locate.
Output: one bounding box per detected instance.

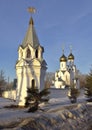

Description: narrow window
[26,48,31,58]
[35,49,38,58]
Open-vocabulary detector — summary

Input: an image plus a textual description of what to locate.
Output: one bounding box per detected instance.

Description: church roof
[21,17,40,49]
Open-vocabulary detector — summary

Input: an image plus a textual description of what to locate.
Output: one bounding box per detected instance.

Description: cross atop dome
[69,45,72,53]
[62,44,65,54]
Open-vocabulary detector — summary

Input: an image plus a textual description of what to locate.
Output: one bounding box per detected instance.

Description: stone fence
[2,90,16,100]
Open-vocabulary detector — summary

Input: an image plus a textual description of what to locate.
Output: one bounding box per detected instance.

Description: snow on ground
[0,98,40,125]
[0,88,86,123]
[41,88,86,111]
[0,88,92,130]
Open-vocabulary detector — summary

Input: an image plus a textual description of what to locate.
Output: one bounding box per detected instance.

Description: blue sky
[0,0,92,81]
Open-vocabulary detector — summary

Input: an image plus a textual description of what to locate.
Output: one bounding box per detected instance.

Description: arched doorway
[32,79,35,89]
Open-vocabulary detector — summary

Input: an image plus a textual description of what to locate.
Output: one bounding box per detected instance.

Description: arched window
[26,48,31,58]
[32,79,35,89]
[35,49,38,58]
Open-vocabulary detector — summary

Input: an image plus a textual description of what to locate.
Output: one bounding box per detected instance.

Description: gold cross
[62,44,65,54]
[27,7,36,14]
[70,45,72,53]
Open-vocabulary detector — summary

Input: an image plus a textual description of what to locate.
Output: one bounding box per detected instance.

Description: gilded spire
[29,17,34,25]
[21,7,39,48]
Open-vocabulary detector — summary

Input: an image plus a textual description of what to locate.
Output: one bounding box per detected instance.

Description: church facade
[54,49,79,89]
[16,17,47,106]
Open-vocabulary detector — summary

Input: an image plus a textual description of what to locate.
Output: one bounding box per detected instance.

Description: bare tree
[0,70,6,96]
[85,68,92,101]
[45,72,55,88]
[78,71,87,88]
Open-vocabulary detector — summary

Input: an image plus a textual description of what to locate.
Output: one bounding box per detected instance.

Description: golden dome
[68,53,74,60]
[60,54,67,62]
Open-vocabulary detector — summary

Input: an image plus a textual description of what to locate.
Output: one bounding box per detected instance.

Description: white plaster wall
[18,75,27,106]
[55,81,63,88]
[60,62,67,71]
[17,67,28,106]
[16,43,46,106]
[16,67,23,100]
[2,90,16,100]
[18,49,23,60]
[16,63,43,106]
[55,70,70,87]
[16,66,28,106]
[64,71,70,85]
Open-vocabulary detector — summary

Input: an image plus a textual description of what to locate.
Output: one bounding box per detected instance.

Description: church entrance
[32,79,35,89]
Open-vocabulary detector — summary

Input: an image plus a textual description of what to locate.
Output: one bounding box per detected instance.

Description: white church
[54,48,79,89]
[2,9,79,106]
[16,17,47,106]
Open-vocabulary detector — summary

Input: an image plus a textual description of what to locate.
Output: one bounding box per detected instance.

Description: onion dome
[68,53,74,60]
[60,54,67,62]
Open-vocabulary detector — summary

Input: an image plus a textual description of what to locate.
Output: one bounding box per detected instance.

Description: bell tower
[16,7,47,106]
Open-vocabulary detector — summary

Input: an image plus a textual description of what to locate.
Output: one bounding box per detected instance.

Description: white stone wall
[2,90,16,100]
[54,81,64,88]
[60,62,67,71]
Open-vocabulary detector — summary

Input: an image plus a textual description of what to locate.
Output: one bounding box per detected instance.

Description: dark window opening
[27,48,31,58]
[35,49,38,58]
